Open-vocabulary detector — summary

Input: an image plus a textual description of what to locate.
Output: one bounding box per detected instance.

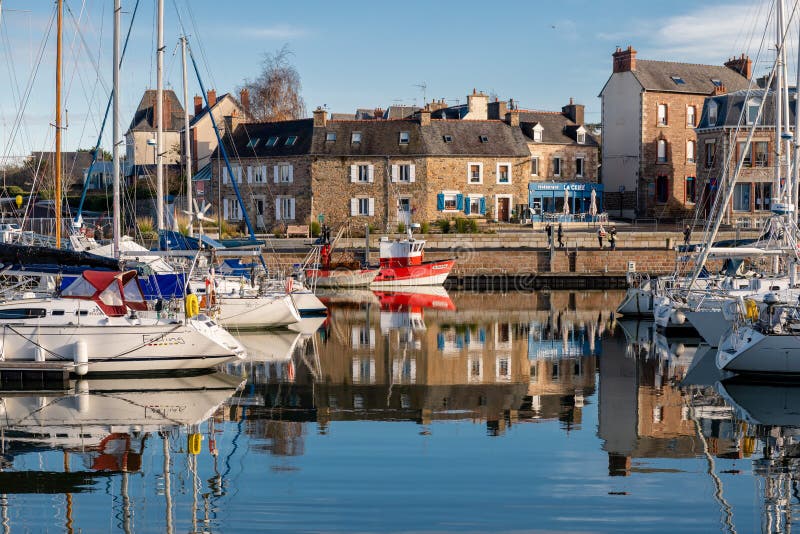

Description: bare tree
[242,45,306,121]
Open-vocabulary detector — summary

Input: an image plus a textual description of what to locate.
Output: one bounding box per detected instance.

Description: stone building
[125,89,185,174]
[696,86,791,226]
[600,46,752,218]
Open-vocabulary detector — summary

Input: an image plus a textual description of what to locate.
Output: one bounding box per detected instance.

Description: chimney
[465,90,489,120]
[373,108,384,120]
[712,84,727,96]
[419,107,431,126]
[612,45,637,73]
[504,110,520,127]
[207,89,217,108]
[239,88,250,115]
[429,98,448,112]
[313,106,327,128]
[562,97,585,125]
[724,53,752,80]
[488,100,508,120]
[223,114,242,135]
[194,95,203,116]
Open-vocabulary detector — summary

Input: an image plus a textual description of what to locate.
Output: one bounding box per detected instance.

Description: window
[657,103,668,126]
[224,197,242,220]
[711,79,723,87]
[553,157,562,177]
[275,164,293,183]
[687,106,696,127]
[532,124,543,142]
[467,195,485,215]
[733,183,751,211]
[399,131,410,144]
[496,357,511,381]
[252,165,268,183]
[708,101,718,124]
[577,131,586,144]
[671,75,685,85]
[705,141,716,167]
[531,156,539,176]
[755,183,772,211]
[358,165,371,182]
[746,99,760,125]
[754,141,769,167]
[685,176,696,204]
[479,135,489,143]
[468,162,483,184]
[443,134,453,143]
[496,163,511,184]
[738,142,752,166]
[0,308,46,319]
[265,136,279,147]
[350,164,374,183]
[351,132,362,144]
[246,138,260,148]
[468,358,482,383]
[325,132,336,142]
[350,197,375,216]
[437,192,462,212]
[657,140,667,163]
[285,136,298,146]
[656,176,669,203]
[686,140,695,163]
[276,196,296,220]
[575,157,585,177]
[399,164,412,182]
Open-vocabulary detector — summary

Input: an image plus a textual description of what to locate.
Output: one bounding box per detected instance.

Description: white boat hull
[616,288,654,316]
[217,294,300,329]
[684,309,730,347]
[291,290,327,315]
[718,327,800,374]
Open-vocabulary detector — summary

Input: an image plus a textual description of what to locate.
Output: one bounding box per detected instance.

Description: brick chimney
[488,99,508,120]
[239,88,250,115]
[419,107,431,126]
[612,45,637,73]
[313,106,327,128]
[373,108,384,120]
[725,54,752,80]
[562,97,585,125]
[712,84,727,96]
[504,110,520,127]
[429,98,448,112]
[207,89,217,108]
[194,95,203,116]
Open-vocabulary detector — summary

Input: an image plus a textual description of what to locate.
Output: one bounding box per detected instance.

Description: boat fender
[285,277,294,294]
[744,298,759,322]
[73,340,88,376]
[188,432,203,455]
[184,294,200,319]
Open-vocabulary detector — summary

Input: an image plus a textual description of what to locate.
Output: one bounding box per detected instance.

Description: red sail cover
[62,270,149,316]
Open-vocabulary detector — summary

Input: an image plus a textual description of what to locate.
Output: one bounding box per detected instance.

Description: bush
[5,186,24,196]
[368,223,377,233]
[454,218,468,233]
[397,222,406,234]
[310,220,321,237]
[271,223,286,238]
[468,219,478,233]
[420,221,430,234]
[436,219,450,234]
[136,216,154,234]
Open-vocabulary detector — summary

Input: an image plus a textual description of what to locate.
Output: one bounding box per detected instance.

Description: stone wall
[527,142,599,183]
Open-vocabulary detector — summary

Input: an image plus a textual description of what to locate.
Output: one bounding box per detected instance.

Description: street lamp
[147,138,157,165]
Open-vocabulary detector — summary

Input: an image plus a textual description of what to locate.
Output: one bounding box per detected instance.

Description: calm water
[0,289,793,533]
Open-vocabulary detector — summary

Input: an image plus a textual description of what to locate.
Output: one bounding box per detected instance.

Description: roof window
[399,131,410,144]
[326,132,336,142]
[265,136,279,147]
[479,135,489,143]
[671,76,685,85]
[285,136,298,146]
[443,135,453,143]
[352,132,362,144]
[711,79,723,87]
[246,138,260,148]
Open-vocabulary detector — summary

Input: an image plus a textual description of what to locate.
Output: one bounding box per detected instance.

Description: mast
[181,35,193,237]
[775,0,785,205]
[112,0,121,258]
[155,0,164,232]
[55,0,63,248]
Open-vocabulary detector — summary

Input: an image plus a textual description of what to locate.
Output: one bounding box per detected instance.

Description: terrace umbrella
[563,188,570,215]
[589,189,598,219]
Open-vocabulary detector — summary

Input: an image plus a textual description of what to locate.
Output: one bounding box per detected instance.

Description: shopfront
[528,182,604,222]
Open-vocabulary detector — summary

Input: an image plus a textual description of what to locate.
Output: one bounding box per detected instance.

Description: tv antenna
[414,83,427,105]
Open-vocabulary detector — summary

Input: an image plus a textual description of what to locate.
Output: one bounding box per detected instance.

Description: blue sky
[0,0,779,161]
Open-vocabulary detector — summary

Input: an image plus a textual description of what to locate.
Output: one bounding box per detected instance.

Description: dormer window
[265,136,279,147]
[576,127,586,144]
[399,131,410,144]
[352,132,362,144]
[285,136,298,146]
[711,79,723,87]
[443,135,453,143]
[708,101,718,124]
[746,98,760,125]
[532,124,543,142]
[671,76,685,85]
[479,135,489,143]
[326,132,336,142]
[246,138,260,148]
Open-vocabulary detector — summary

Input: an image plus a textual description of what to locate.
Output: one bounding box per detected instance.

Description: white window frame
[275,196,296,221]
[399,131,410,145]
[442,190,459,212]
[494,322,512,351]
[252,165,268,184]
[657,140,667,163]
[275,163,293,183]
[496,356,511,382]
[467,162,483,184]
[708,101,718,125]
[350,197,375,216]
[577,131,586,144]
[325,131,336,142]
[657,103,668,126]
[687,105,696,127]
[746,99,760,125]
[575,157,585,178]
[467,194,483,216]
[532,124,543,142]
[223,197,242,221]
[351,132,362,144]
[531,156,540,176]
[705,140,716,167]
[467,357,483,383]
[686,140,695,164]
[496,162,512,184]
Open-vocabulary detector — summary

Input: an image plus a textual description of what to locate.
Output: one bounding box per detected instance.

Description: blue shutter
[479,197,486,215]
[456,335,464,349]
[437,193,445,211]
[464,197,471,215]
[479,328,486,343]
[456,194,464,211]
[437,333,445,350]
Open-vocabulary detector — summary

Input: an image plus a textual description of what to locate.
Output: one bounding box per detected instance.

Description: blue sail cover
[159,230,226,251]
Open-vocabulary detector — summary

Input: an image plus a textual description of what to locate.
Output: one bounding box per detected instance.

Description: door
[397,198,411,226]
[497,197,510,222]
[255,197,266,229]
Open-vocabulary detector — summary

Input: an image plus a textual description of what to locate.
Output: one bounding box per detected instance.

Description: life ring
[184,293,199,318]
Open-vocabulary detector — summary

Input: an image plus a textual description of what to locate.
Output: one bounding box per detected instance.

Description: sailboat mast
[794,12,800,212]
[155,0,164,232]
[55,0,63,248]
[181,35,193,237]
[112,0,121,258]
[775,0,785,204]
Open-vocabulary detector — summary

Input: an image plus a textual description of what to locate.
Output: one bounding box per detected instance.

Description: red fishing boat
[371,235,454,287]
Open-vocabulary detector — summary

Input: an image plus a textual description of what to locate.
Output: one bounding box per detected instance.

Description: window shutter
[274,165,279,184]
[368,165,375,183]
[236,166,242,183]
[223,198,229,220]
[247,166,253,183]
[261,166,267,183]
[290,198,296,220]
[368,198,375,216]
[456,194,464,211]
[409,165,416,182]
[275,199,281,221]
[479,197,486,215]
[391,165,399,183]
[350,165,357,183]
[437,193,445,211]
[223,167,228,184]
[288,165,294,183]
[350,198,358,216]
[464,197,471,215]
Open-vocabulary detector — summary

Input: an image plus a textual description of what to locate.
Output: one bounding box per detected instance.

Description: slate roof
[218,119,314,158]
[517,111,599,146]
[128,89,185,132]
[631,60,750,94]
[189,93,233,127]
[696,88,798,129]
[431,105,468,120]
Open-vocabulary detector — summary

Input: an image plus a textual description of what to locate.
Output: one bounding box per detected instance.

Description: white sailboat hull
[616,287,654,316]
[718,327,800,374]
[217,294,300,329]
[684,309,731,347]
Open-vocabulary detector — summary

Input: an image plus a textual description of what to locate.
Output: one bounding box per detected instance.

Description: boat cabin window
[75,310,89,316]
[123,278,146,304]
[99,284,124,307]
[52,310,65,316]
[0,308,46,319]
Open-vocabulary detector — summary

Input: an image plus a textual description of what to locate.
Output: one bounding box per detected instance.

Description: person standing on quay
[683,224,691,246]
[597,225,606,248]
[557,223,564,248]
[609,225,618,251]
[545,223,553,248]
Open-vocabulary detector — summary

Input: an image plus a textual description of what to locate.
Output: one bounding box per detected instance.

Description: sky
[0,0,784,163]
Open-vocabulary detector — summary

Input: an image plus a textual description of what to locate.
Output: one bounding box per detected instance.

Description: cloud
[239,24,309,40]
